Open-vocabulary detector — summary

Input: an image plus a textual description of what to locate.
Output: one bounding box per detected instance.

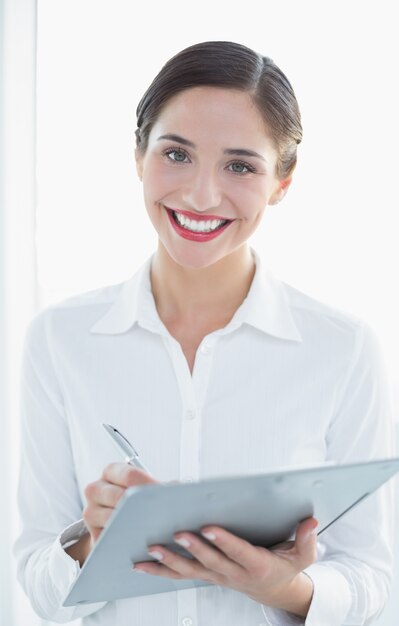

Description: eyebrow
[157,133,268,163]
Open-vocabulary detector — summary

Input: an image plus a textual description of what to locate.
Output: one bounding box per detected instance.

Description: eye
[228,161,256,175]
[162,147,190,163]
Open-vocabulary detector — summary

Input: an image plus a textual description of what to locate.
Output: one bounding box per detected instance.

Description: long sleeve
[262,321,396,626]
[13,310,106,622]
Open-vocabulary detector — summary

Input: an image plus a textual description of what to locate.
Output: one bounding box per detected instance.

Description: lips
[164,206,234,242]
[164,205,233,223]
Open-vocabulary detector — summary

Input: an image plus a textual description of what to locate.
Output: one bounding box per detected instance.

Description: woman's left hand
[133,516,318,610]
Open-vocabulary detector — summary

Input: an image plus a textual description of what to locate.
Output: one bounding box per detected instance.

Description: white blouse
[14,247,395,626]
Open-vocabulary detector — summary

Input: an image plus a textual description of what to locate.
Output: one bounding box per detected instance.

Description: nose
[181,165,223,213]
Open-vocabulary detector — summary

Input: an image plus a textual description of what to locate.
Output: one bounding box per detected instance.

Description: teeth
[173,211,226,233]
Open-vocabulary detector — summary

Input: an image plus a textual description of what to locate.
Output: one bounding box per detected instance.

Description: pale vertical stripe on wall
[0,1,11,622]
[1,0,40,624]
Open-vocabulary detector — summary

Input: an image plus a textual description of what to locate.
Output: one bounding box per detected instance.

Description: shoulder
[281,280,380,362]
[283,281,361,331]
[23,281,124,350]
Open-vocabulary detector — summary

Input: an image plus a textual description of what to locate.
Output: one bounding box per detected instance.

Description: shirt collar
[89,248,302,342]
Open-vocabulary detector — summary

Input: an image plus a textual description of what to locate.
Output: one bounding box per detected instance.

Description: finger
[133,561,185,579]
[173,532,244,581]
[295,517,318,547]
[84,480,126,508]
[139,544,224,584]
[270,539,295,552]
[293,518,318,567]
[83,502,114,530]
[198,526,262,572]
[102,462,157,488]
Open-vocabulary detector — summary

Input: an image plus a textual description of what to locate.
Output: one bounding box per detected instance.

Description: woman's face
[135,86,291,269]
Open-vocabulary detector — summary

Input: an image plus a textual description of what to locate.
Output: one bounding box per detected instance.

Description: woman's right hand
[65,463,158,566]
[83,463,158,546]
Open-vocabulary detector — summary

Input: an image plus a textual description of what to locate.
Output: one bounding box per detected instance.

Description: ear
[135,148,143,181]
[269,176,292,205]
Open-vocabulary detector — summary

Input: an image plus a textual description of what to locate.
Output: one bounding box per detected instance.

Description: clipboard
[63,457,399,606]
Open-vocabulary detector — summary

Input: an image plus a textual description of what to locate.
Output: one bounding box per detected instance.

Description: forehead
[149,86,276,151]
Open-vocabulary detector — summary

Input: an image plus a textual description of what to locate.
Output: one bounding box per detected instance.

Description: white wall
[0,3,11,621]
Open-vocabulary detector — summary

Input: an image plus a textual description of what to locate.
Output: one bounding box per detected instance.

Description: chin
[162,242,227,271]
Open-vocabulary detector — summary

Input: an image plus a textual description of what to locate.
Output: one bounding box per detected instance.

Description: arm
[13,309,158,620]
[263,572,314,618]
[13,310,106,622]
[262,321,396,626]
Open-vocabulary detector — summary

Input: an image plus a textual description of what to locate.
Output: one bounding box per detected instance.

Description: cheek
[243,208,266,230]
[143,161,184,201]
[142,161,161,191]
[233,185,269,219]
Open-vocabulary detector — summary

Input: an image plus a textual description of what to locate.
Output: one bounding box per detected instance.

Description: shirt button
[200,342,212,354]
[185,409,196,420]
[182,618,193,626]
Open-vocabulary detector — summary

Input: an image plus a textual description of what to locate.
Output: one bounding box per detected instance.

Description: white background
[2,1,398,624]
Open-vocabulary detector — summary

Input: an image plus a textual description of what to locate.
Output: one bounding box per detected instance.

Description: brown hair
[135,41,302,180]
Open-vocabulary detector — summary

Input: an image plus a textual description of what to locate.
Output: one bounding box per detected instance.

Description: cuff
[59,518,90,549]
[48,519,88,597]
[303,563,352,626]
[48,518,107,619]
[261,603,305,626]
[261,572,312,626]
[261,566,352,626]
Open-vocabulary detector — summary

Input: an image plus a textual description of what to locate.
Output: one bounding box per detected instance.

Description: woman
[14,41,395,625]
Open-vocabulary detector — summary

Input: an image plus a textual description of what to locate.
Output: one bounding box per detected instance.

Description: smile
[164,207,234,242]
[173,210,228,233]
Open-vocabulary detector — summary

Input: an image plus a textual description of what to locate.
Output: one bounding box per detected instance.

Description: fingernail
[201,531,216,541]
[132,566,146,573]
[148,550,163,560]
[307,524,318,539]
[174,537,191,547]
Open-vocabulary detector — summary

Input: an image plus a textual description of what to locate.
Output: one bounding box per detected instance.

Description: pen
[102,423,152,474]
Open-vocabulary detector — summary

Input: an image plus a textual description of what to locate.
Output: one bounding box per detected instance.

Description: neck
[150,243,255,325]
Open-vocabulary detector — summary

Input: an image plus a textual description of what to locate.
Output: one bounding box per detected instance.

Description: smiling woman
[13,40,395,626]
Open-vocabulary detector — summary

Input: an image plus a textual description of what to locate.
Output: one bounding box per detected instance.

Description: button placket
[193,336,218,410]
[200,341,213,355]
[177,588,197,626]
[162,337,201,484]
[180,410,201,485]
[157,333,221,625]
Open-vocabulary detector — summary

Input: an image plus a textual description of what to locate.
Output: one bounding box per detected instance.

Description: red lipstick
[165,206,234,242]
[165,206,233,222]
